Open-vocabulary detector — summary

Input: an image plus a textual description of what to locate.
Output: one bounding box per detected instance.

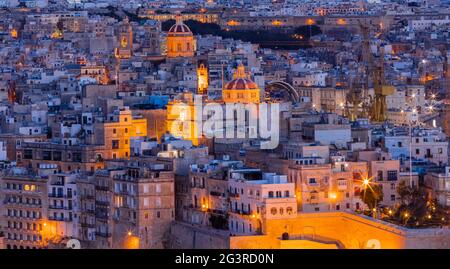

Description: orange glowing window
[121,37,128,48]
[272,20,283,26]
[11,29,18,38]
[227,20,240,26]
[337,19,347,25]
[306,19,315,25]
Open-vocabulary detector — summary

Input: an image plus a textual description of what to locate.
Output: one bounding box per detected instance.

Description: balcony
[229,193,240,198]
[233,210,252,216]
[95,231,112,238]
[80,194,95,200]
[48,216,73,222]
[95,186,109,192]
[116,189,131,195]
[96,200,110,206]
[49,205,72,210]
[210,191,223,197]
[48,193,67,198]
[80,222,95,228]
[95,213,109,220]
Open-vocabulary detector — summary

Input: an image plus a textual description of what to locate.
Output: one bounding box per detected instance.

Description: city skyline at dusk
[0,0,449,254]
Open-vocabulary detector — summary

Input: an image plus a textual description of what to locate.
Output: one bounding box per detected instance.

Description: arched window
[286,207,293,215]
[270,207,277,215]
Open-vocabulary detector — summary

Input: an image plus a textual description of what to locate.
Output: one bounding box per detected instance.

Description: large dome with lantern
[166,15,196,58]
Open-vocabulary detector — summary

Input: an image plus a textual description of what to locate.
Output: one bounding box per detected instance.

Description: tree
[360,184,383,210]
[394,182,442,227]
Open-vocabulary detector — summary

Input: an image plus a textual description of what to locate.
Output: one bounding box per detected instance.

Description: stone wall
[169,222,229,249]
[171,213,450,249]
[232,212,450,249]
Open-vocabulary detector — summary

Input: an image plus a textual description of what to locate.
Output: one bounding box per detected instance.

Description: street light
[329,192,337,200]
[362,178,370,187]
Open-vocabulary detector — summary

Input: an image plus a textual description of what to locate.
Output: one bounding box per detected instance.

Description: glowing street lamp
[362,178,370,187]
[329,192,337,200]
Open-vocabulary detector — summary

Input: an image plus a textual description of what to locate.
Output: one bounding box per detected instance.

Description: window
[24,150,33,159]
[377,171,383,181]
[391,195,396,201]
[43,151,52,160]
[309,178,317,184]
[113,128,116,134]
[270,207,277,215]
[268,191,274,198]
[286,207,293,215]
[387,171,398,181]
[112,140,119,149]
[389,183,396,190]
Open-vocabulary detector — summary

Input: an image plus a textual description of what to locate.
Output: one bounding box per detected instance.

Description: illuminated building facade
[18,108,147,173]
[228,171,297,236]
[166,15,196,58]
[197,63,208,95]
[288,157,368,212]
[0,173,48,249]
[94,160,175,249]
[98,108,148,160]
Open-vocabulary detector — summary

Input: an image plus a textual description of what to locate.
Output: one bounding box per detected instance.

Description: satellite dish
[66,239,81,249]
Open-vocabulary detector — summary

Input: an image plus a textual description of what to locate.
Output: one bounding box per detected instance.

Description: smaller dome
[224,64,259,91]
[225,78,259,91]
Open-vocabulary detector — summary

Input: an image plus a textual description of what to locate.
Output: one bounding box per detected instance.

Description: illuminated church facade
[166,15,196,58]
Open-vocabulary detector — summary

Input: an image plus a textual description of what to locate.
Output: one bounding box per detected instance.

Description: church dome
[168,15,193,36]
[224,64,259,91]
[222,64,261,104]
[166,14,196,58]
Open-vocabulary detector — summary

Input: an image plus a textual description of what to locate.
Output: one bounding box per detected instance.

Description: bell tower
[197,63,209,95]
[115,17,133,59]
